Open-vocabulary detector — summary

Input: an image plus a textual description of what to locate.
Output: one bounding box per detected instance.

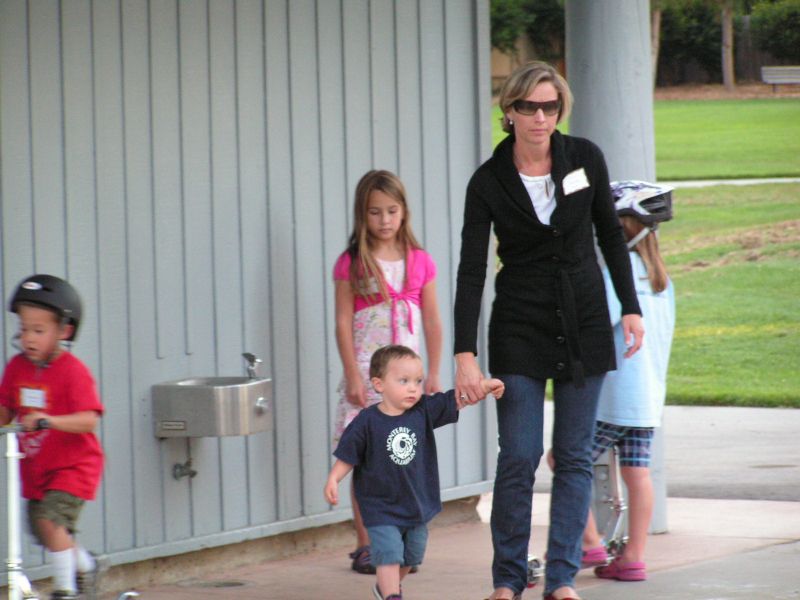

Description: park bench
[761,65,800,92]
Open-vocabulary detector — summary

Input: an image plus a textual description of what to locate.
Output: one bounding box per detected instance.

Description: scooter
[591,445,628,559]
[2,424,38,600]
[3,425,141,600]
[526,445,628,588]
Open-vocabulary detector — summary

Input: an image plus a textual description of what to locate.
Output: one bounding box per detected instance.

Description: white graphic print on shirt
[386,426,417,465]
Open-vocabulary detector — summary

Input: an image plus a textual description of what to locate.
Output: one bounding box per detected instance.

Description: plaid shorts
[591,421,655,467]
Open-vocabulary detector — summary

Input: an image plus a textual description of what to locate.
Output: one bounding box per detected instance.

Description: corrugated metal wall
[0,0,493,572]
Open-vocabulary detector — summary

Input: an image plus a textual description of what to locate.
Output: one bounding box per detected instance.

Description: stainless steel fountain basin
[153,376,272,438]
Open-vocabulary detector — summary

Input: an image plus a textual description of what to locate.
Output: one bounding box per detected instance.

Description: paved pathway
[98,405,800,599]
[534,405,800,502]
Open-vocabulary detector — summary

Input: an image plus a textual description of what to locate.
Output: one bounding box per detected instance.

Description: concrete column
[565,0,667,533]
[565,0,656,181]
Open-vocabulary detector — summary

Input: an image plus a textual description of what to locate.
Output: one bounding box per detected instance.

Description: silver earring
[509,119,514,125]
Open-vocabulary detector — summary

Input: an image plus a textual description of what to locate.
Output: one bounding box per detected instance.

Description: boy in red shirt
[0,275,104,600]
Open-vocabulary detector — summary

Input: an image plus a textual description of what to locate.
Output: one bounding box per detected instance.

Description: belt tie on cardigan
[390,293,415,343]
[557,270,586,387]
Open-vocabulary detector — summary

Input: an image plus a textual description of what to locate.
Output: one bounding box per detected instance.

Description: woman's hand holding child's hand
[455,352,486,408]
[456,377,505,410]
[482,378,505,400]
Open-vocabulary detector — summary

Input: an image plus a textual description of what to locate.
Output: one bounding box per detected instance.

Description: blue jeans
[490,374,603,595]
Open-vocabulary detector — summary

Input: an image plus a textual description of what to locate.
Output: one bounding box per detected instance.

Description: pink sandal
[581,546,609,568]
[595,556,647,581]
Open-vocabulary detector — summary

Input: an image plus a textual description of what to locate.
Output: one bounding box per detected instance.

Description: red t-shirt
[0,352,105,500]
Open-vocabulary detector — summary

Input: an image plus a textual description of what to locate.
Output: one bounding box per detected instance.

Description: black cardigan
[454,131,641,384]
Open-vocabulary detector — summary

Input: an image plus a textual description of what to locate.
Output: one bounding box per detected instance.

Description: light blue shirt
[596,252,675,427]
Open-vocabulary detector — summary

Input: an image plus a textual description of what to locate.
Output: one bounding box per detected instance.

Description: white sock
[75,545,95,573]
[49,548,77,592]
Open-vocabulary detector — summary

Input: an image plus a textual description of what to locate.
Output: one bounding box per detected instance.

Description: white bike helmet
[610,180,674,249]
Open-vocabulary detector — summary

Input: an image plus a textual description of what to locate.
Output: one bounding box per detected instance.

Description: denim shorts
[591,421,655,467]
[27,490,85,545]
[367,523,428,567]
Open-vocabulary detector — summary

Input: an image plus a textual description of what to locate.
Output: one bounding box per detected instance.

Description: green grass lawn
[660,184,800,407]
[491,99,800,180]
[656,99,800,180]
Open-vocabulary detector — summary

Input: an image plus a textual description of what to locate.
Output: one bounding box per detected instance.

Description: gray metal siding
[0,0,492,571]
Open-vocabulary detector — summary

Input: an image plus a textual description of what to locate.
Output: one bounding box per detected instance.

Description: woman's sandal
[349,545,376,574]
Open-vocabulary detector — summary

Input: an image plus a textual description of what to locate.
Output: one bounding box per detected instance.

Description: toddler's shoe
[581,545,609,568]
[372,582,402,599]
[595,556,647,581]
[349,545,376,574]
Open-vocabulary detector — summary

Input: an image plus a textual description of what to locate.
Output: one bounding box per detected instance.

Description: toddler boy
[324,344,504,600]
[0,275,104,600]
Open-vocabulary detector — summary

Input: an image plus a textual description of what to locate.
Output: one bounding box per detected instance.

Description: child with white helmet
[581,181,676,581]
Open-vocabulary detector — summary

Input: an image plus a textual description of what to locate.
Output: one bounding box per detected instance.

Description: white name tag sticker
[562,168,590,195]
[21,387,46,409]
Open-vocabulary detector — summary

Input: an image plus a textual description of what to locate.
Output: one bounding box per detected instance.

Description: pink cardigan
[333,248,437,343]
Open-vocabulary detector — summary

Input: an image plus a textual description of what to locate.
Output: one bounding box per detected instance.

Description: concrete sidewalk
[107,493,800,599]
[96,405,800,599]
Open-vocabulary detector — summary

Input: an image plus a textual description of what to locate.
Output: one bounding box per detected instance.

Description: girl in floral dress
[332,169,443,574]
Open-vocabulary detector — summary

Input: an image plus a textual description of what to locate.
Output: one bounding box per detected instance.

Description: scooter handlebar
[0,423,25,434]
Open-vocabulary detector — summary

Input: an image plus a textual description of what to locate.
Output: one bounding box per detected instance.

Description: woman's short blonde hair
[497,61,573,133]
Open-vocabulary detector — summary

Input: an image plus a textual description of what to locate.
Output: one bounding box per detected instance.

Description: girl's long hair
[347,170,422,301]
[622,216,669,293]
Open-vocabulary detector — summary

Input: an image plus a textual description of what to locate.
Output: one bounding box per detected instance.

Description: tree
[719,0,736,90]
[751,0,800,62]
[523,0,565,63]
[491,0,535,55]
[652,0,705,87]
[490,0,565,62]
[658,0,722,85]
[652,1,664,87]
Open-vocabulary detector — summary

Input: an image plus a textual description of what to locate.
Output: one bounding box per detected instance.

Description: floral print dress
[333,258,422,444]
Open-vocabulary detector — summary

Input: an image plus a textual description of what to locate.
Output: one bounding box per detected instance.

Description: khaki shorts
[27,490,85,545]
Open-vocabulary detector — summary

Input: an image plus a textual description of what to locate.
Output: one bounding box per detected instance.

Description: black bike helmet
[611,180,674,225]
[8,274,82,341]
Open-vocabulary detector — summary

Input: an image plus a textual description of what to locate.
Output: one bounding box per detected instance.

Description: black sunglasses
[512,99,561,117]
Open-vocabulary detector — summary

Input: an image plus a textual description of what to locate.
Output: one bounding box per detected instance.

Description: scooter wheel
[607,538,627,559]
[526,555,544,588]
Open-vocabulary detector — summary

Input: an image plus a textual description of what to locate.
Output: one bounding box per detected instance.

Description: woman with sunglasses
[453,61,644,600]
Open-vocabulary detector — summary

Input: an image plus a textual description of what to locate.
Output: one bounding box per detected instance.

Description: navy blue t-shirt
[334,390,458,527]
